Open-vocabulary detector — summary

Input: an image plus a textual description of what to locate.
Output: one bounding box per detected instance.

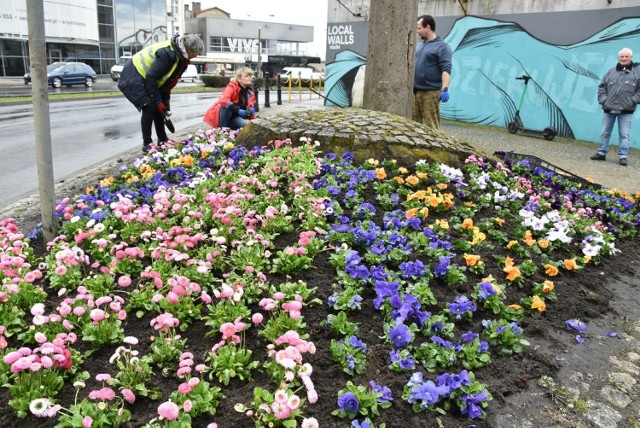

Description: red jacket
[203,81,256,128]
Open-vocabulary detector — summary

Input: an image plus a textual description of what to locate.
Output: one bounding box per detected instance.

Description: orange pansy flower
[522,230,536,247]
[407,190,426,202]
[507,240,518,249]
[509,304,523,311]
[463,254,481,267]
[531,295,546,312]
[406,175,420,185]
[393,176,404,185]
[462,218,474,229]
[504,257,515,268]
[420,207,430,218]
[542,280,554,293]
[538,239,549,249]
[436,183,448,190]
[428,195,441,207]
[494,217,505,226]
[416,172,428,180]
[405,208,419,219]
[563,258,579,270]
[504,265,521,281]
[375,168,387,180]
[544,264,559,277]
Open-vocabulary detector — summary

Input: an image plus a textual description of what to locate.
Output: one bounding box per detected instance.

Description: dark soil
[1,154,639,428]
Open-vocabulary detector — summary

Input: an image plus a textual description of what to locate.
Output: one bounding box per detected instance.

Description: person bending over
[118,34,204,153]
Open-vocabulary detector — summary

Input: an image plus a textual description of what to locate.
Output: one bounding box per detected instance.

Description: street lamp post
[256,26,262,78]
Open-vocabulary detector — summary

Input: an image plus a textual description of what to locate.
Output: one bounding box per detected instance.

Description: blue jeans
[598,112,632,159]
[219,108,249,130]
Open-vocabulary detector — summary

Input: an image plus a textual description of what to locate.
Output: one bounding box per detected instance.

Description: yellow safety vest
[132,40,179,87]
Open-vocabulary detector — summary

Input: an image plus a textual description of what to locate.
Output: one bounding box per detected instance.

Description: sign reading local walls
[325,21,369,62]
[0,0,98,42]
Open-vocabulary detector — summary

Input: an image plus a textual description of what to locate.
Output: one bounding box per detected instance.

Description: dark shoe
[142,144,152,154]
[590,153,606,161]
[619,158,628,166]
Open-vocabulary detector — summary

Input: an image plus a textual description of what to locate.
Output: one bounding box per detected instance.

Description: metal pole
[27,0,57,242]
[254,76,260,113]
[256,27,262,78]
[276,74,282,105]
[264,71,271,108]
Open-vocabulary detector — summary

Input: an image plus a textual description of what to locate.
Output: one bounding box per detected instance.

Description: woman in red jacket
[204,68,256,129]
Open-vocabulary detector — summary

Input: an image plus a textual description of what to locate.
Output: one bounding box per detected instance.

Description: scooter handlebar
[515,75,531,83]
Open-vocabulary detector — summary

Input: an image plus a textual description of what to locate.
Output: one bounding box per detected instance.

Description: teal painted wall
[443,16,640,147]
[324,15,640,147]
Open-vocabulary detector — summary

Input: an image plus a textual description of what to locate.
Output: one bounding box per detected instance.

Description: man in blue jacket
[412,15,452,130]
[118,34,204,153]
[590,47,640,166]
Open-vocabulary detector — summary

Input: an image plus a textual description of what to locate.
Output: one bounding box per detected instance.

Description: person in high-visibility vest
[119,34,204,153]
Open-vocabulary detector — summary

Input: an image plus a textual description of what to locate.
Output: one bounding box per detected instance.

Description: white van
[279,67,323,82]
[180,64,199,82]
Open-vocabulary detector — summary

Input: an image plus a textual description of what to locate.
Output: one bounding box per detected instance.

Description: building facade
[185,6,318,76]
[0,0,167,77]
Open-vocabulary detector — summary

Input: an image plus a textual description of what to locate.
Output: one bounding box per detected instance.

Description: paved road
[0,91,218,207]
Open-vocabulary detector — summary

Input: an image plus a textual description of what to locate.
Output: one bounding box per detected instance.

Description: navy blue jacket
[118,34,189,110]
[414,36,452,91]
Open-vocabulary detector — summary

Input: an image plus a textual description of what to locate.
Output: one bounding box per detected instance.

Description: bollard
[264,71,271,108]
[276,74,282,105]
[253,76,260,113]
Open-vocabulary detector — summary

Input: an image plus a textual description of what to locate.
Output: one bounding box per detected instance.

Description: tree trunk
[362,0,419,118]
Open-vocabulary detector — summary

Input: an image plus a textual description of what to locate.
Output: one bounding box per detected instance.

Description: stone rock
[235,107,487,167]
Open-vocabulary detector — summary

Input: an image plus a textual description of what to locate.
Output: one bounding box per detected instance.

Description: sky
[197,0,329,59]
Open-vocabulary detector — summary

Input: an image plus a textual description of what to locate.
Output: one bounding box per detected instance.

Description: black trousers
[141,103,168,146]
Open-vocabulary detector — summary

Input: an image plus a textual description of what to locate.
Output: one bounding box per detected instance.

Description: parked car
[180,64,199,82]
[110,56,130,81]
[24,62,97,88]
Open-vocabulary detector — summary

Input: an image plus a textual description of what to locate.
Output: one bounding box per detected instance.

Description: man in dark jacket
[118,34,204,153]
[590,47,640,166]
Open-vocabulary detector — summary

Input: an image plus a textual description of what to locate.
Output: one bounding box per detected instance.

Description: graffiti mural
[324,16,640,147]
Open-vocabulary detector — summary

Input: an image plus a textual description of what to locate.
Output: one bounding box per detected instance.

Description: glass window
[209,36,223,52]
[97,6,114,25]
[99,25,115,40]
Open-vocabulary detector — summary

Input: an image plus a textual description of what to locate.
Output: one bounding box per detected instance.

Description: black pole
[264,71,271,108]
[254,76,260,113]
[276,74,282,105]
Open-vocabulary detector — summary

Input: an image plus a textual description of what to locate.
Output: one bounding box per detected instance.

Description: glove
[238,109,246,118]
[439,89,449,103]
[249,107,256,115]
[156,102,167,115]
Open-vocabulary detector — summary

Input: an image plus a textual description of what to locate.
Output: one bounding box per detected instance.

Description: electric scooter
[507,75,556,141]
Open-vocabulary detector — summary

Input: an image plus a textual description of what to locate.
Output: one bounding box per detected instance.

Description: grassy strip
[0,85,220,105]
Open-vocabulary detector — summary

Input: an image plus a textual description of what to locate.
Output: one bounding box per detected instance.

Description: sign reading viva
[327,25,355,49]
[226,38,259,53]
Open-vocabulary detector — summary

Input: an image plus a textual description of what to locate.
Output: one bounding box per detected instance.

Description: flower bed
[0,129,638,427]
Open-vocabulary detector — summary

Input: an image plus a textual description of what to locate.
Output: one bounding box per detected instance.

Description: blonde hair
[231,67,254,82]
